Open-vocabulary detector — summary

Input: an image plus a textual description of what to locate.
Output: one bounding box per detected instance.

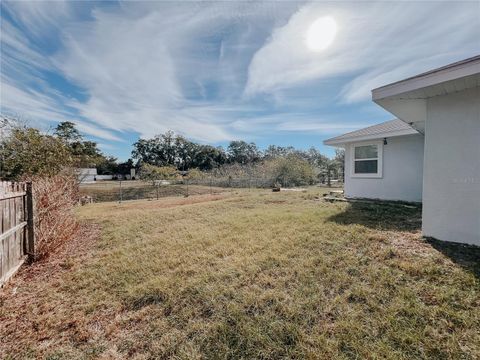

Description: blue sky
[1,1,479,160]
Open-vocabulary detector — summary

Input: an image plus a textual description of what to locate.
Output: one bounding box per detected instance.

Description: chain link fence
[79,177,281,203]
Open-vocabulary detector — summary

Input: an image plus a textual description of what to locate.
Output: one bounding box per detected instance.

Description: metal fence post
[119,180,123,203]
[25,182,35,261]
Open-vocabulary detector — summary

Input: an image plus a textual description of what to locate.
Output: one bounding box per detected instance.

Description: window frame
[350,141,383,178]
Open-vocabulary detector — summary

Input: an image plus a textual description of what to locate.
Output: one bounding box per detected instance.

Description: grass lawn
[1,189,479,359]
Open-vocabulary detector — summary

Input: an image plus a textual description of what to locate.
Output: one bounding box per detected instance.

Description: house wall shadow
[327,200,479,279]
[426,238,480,279]
[327,201,422,232]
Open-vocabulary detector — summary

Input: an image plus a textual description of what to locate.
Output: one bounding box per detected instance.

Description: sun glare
[306,16,337,51]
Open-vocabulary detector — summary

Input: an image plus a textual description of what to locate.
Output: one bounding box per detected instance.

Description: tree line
[1,117,344,184]
[132,130,344,173]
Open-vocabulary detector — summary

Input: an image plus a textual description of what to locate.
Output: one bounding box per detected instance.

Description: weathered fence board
[0,181,34,287]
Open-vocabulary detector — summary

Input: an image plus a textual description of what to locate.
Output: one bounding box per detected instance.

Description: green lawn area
[1,189,479,359]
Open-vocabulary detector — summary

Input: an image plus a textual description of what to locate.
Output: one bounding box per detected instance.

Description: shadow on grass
[327,201,422,232]
[329,200,480,279]
[426,238,480,279]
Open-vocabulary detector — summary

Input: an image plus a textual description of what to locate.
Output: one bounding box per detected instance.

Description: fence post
[119,180,123,203]
[25,182,35,262]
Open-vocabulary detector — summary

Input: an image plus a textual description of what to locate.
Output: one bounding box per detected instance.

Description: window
[351,142,382,178]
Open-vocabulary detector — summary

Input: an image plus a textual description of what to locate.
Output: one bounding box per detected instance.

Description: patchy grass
[1,189,479,359]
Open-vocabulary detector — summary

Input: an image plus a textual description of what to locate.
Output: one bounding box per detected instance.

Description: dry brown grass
[28,175,80,259]
[1,189,479,359]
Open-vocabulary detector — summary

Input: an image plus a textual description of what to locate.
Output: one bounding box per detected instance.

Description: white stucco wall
[422,87,480,246]
[95,175,113,181]
[77,168,97,184]
[344,134,424,202]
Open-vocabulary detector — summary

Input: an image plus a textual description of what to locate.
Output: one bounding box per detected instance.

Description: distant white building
[325,56,480,246]
[77,168,97,183]
[77,168,138,182]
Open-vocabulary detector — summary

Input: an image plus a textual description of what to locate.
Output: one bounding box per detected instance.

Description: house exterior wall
[344,134,424,202]
[422,87,480,246]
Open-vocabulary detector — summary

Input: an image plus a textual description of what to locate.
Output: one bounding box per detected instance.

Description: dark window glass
[355,160,378,174]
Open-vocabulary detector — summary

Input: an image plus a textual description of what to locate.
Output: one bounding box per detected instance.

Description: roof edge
[324,128,419,146]
[372,55,480,100]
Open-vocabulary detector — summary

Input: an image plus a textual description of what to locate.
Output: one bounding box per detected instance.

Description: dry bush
[139,164,180,183]
[26,175,80,259]
[208,157,317,188]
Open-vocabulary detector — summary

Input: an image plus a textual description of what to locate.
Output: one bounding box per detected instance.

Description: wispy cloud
[0,0,479,155]
[245,1,480,102]
[1,1,296,143]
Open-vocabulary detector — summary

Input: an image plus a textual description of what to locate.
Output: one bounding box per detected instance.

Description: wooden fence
[0,181,34,287]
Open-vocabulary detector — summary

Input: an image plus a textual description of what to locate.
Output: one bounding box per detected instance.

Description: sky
[1,1,479,160]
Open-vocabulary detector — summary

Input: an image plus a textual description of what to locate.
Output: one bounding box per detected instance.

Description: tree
[117,159,135,175]
[174,135,197,170]
[227,141,261,164]
[132,131,227,171]
[1,126,72,180]
[324,159,336,187]
[192,145,227,170]
[267,154,316,187]
[131,138,160,165]
[334,148,345,182]
[161,130,177,166]
[97,156,119,175]
[132,131,179,167]
[303,147,329,168]
[318,156,343,187]
[54,121,106,168]
[264,145,295,159]
[54,121,82,144]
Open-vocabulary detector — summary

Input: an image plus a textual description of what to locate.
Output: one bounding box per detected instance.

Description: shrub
[139,164,179,182]
[26,175,80,259]
[267,155,316,187]
[207,157,317,188]
[0,127,72,180]
[210,163,251,178]
[186,168,206,180]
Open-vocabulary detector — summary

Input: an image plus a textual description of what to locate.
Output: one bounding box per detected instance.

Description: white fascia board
[323,128,418,146]
[372,58,480,101]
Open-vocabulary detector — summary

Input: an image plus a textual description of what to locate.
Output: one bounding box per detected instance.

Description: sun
[306,16,337,51]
